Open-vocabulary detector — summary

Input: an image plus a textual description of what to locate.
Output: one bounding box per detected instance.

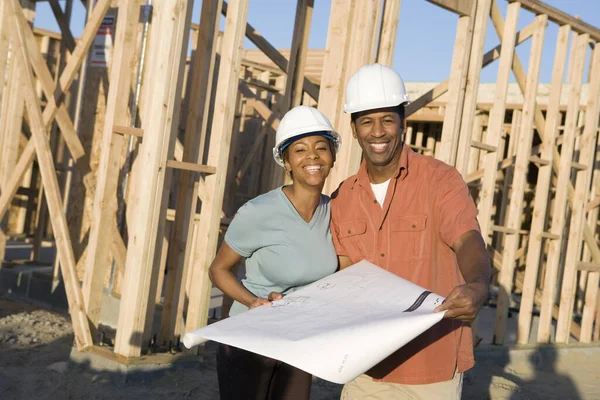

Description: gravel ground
[1,294,599,399]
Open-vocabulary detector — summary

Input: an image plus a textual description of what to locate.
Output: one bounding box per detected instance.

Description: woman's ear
[284,160,292,172]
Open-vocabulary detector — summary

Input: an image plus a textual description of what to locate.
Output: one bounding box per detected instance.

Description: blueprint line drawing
[183,260,446,384]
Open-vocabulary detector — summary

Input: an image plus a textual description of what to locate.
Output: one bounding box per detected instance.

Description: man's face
[351,107,405,168]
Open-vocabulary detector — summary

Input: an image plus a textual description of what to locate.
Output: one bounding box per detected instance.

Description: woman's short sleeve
[224,202,262,257]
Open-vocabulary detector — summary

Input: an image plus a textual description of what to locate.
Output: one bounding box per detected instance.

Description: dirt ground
[1,294,600,400]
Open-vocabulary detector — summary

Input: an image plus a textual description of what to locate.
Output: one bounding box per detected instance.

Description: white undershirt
[370,179,391,207]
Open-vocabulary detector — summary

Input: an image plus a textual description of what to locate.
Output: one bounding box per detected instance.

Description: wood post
[538,32,588,343]
[493,14,546,345]
[6,0,93,350]
[455,0,492,176]
[185,0,250,334]
[477,1,520,244]
[556,44,600,343]
[82,0,139,336]
[159,0,222,344]
[114,0,193,357]
[435,1,475,165]
[323,0,383,194]
[516,23,571,345]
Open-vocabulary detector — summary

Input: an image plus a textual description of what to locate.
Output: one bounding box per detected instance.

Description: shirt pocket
[391,215,429,261]
[339,220,368,261]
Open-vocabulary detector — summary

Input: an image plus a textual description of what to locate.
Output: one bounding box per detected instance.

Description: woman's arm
[209,242,280,309]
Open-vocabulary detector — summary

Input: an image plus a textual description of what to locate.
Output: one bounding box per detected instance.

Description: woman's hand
[248,292,284,309]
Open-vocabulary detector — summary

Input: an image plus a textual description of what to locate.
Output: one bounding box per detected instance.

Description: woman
[209,105,341,400]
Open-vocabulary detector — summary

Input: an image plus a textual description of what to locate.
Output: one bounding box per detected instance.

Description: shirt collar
[351,144,412,190]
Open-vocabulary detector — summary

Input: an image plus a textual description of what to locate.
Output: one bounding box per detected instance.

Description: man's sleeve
[224,203,262,257]
[330,201,349,257]
[436,167,481,248]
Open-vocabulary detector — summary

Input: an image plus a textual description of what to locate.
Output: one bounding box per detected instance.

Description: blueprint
[183,260,446,384]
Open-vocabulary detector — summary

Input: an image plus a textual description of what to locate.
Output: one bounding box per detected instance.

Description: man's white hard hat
[272,105,341,167]
[344,63,410,114]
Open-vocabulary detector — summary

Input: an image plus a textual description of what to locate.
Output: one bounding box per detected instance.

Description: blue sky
[34,0,600,83]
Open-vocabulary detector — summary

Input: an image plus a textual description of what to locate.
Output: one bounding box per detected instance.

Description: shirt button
[381,253,385,257]
[347,229,352,234]
[412,224,416,229]
[373,200,377,204]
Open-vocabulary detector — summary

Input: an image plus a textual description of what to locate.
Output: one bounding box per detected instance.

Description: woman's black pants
[216,343,311,400]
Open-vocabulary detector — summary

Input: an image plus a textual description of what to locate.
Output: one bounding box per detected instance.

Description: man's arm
[338,255,353,270]
[434,230,490,322]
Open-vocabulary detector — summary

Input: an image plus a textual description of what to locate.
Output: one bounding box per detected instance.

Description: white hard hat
[344,63,410,114]
[272,105,341,167]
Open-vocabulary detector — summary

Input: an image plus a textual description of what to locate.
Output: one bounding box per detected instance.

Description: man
[331,63,490,399]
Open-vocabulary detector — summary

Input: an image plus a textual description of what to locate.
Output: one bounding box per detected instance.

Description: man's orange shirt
[330,145,480,385]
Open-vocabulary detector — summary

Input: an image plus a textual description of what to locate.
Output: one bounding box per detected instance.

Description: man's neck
[366,146,403,184]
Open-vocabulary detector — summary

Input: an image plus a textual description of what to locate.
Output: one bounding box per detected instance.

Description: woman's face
[283,135,334,189]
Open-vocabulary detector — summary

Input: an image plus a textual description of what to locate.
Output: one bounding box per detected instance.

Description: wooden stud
[376,0,401,66]
[324,0,382,194]
[508,0,600,42]
[426,0,474,17]
[455,0,491,175]
[405,19,536,119]
[556,44,600,343]
[185,0,250,334]
[221,1,319,102]
[493,14,546,345]
[158,0,222,345]
[435,1,475,165]
[6,0,93,349]
[48,0,76,52]
[477,1,520,243]
[282,0,314,109]
[113,125,144,137]
[83,0,139,337]
[538,32,588,344]
[114,0,193,357]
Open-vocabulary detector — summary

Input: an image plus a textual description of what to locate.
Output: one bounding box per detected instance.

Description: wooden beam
[539,32,588,344]
[556,44,600,343]
[186,0,250,334]
[507,0,600,42]
[7,0,93,349]
[376,0,401,65]
[165,160,216,174]
[114,0,193,358]
[477,1,520,243]
[493,14,546,345]
[436,2,475,165]
[324,0,382,194]
[48,0,76,52]
[405,18,536,119]
[455,0,492,175]
[83,0,139,337]
[159,0,222,345]
[41,0,112,130]
[113,125,144,137]
[426,0,474,17]
[221,0,319,101]
[282,0,314,109]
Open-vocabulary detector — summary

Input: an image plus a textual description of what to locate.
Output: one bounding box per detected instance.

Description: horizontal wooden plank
[529,155,550,165]
[578,262,600,272]
[113,125,144,137]
[586,196,600,212]
[426,0,473,16]
[471,140,497,152]
[491,225,518,235]
[508,0,600,42]
[540,231,560,240]
[165,160,217,174]
[571,161,587,170]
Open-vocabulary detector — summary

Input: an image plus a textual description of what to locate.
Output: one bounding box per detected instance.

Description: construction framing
[0,0,599,363]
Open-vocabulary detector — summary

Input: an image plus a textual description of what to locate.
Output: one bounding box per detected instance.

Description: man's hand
[248,292,284,309]
[434,282,488,322]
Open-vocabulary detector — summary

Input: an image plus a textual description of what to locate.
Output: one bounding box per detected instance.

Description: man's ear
[351,121,357,139]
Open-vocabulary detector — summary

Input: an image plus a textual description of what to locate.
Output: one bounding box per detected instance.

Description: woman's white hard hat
[272,105,341,167]
[344,63,410,114]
